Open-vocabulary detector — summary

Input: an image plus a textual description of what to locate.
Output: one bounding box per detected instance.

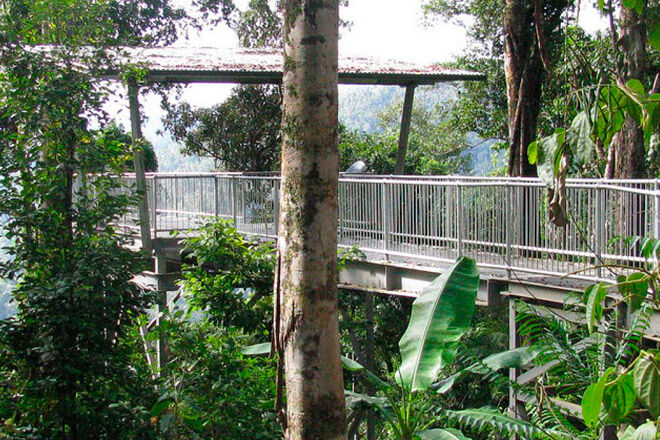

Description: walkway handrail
[115,173,660,282]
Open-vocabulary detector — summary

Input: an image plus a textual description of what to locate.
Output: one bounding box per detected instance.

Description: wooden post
[128,79,152,253]
[394,85,416,175]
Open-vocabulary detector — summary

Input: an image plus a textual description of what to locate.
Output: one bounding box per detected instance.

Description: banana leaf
[416,428,471,440]
[396,257,479,392]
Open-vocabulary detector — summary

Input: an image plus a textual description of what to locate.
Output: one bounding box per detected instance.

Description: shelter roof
[113,46,484,86]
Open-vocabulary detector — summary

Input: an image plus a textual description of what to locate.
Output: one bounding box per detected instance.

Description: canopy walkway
[117,173,660,283]
[116,173,660,369]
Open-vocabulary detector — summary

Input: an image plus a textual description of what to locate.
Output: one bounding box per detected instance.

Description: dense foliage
[153,319,280,439]
[0,36,156,440]
[0,0,186,437]
[178,220,274,334]
[95,123,159,172]
[163,86,282,172]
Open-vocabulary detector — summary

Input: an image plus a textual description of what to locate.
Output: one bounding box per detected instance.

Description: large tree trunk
[504,0,542,177]
[610,5,647,179]
[277,1,346,439]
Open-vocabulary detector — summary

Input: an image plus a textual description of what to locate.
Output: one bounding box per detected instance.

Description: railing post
[655,180,660,240]
[214,176,220,218]
[231,175,238,227]
[456,183,463,258]
[382,179,390,261]
[595,183,604,278]
[505,183,512,278]
[151,175,158,237]
[274,178,280,236]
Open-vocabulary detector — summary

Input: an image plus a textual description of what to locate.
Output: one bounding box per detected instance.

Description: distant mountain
[151,134,215,173]
[143,83,503,175]
[338,83,457,133]
[464,133,507,175]
[339,84,505,175]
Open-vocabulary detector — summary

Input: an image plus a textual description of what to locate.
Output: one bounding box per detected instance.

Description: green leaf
[241,342,271,356]
[345,390,391,414]
[449,408,542,438]
[528,141,538,165]
[469,347,537,374]
[584,282,607,334]
[535,129,565,189]
[432,347,536,394]
[434,373,460,394]
[555,128,566,147]
[582,383,604,427]
[396,257,479,392]
[596,86,626,146]
[341,356,391,391]
[617,272,648,313]
[622,0,644,14]
[341,356,364,372]
[627,79,646,99]
[581,368,613,427]
[603,374,635,423]
[633,351,660,418]
[417,428,471,440]
[151,396,173,417]
[182,414,204,431]
[570,111,596,164]
[649,19,660,51]
[632,421,658,440]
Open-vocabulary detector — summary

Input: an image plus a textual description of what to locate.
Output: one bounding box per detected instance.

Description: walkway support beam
[128,80,152,253]
[394,85,416,175]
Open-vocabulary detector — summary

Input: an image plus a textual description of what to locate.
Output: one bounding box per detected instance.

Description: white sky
[107,0,608,153]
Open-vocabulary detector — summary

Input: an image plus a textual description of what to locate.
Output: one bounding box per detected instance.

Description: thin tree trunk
[647,74,660,176]
[611,5,647,179]
[504,0,542,177]
[277,1,346,439]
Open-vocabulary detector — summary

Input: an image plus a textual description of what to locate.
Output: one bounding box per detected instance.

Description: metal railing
[117,173,660,282]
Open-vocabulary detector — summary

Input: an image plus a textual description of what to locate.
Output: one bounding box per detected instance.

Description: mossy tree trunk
[504,0,542,177]
[611,5,647,179]
[277,1,346,439]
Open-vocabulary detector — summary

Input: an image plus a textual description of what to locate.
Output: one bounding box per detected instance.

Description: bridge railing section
[117,173,660,281]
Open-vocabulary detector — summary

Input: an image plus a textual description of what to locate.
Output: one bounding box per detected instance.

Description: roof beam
[101,71,484,86]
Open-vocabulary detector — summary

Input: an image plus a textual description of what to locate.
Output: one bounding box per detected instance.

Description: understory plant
[252,256,536,440]
[178,219,275,335]
[574,237,660,439]
[151,317,280,440]
[474,236,660,440]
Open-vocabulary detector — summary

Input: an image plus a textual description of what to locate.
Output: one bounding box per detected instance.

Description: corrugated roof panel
[123,46,484,85]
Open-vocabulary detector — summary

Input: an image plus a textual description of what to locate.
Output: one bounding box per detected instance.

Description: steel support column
[128,80,152,253]
[394,85,416,174]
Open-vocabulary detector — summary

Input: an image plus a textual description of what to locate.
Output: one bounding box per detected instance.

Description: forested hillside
[150,82,504,174]
[338,84,505,174]
[338,84,457,133]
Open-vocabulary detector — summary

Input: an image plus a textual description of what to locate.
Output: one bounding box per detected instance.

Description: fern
[527,399,588,440]
[516,302,598,390]
[448,408,549,439]
[616,303,651,362]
